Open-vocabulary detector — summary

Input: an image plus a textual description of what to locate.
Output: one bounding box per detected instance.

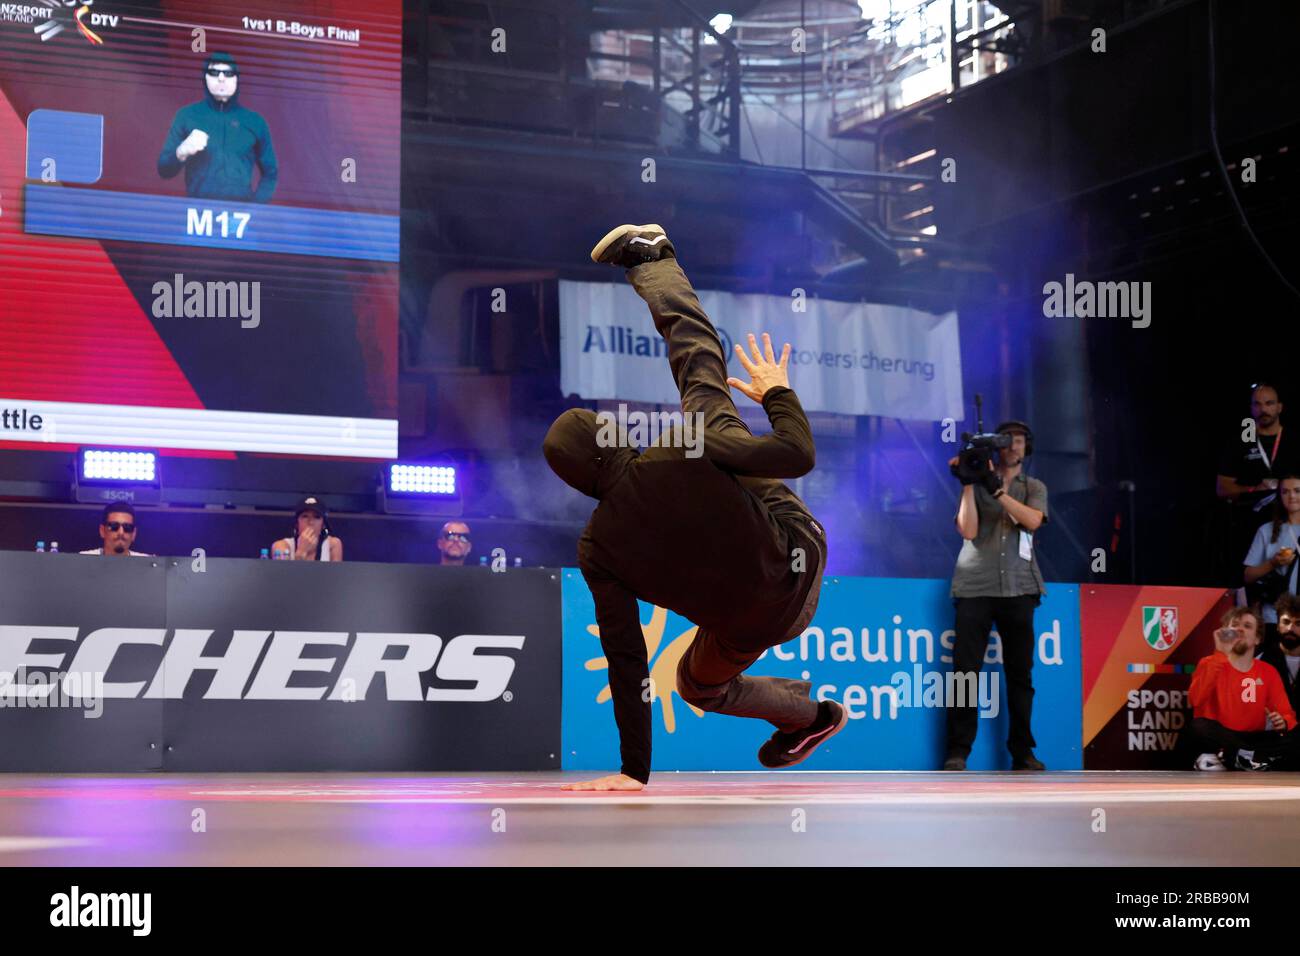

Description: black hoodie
[157,52,278,203]
[1260,642,1300,716]
[544,386,825,782]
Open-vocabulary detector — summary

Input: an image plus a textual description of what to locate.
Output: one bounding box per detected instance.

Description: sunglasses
[443,532,470,542]
[206,68,237,78]
[105,521,135,533]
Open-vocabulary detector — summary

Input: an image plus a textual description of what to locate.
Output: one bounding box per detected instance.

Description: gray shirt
[951,473,1048,598]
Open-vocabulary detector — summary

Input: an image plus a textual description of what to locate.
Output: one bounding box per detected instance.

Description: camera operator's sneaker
[1195,752,1227,771]
[758,700,847,769]
[590,224,675,268]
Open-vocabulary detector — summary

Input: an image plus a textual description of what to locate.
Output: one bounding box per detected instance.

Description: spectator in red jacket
[1189,606,1299,770]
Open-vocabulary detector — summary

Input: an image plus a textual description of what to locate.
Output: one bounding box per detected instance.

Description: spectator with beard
[1260,593,1300,718]
[1189,606,1299,770]
[1215,384,1299,582]
[1217,383,1297,503]
[80,503,150,557]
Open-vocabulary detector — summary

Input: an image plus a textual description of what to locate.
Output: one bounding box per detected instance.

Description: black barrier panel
[160,559,562,771]
[0,552,167,771]
[0,552,562,771]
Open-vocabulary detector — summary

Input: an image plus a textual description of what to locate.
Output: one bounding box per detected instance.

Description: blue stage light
[74,448,162,504]
[388,463,457,496]
[81,449,157,482]
[380,461,463,516]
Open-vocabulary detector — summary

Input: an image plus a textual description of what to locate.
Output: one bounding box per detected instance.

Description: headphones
[995,420,1034,457]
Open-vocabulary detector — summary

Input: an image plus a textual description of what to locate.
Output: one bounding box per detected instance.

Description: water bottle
[479,555,487,567]
[273,544,290,560]
[35,540,46,553]
[259,548,270,560]
[49,541,59,554]
[513,557,522,568]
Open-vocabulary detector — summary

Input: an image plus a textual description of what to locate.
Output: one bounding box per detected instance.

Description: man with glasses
[80,503,150,557]
[437,521,473,566]
[157,52,279,202]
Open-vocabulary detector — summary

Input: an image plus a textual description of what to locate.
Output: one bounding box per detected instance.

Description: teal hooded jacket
[157,52,278,203]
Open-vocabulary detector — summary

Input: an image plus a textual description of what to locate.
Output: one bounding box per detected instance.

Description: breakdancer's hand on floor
[561,773,645,792]
[727,332,792,403]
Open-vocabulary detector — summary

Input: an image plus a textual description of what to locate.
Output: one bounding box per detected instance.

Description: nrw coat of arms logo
[1142,605,1179,651]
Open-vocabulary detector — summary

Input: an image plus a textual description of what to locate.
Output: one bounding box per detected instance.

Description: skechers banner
[561,572,1082,771]
[559,279,963,420]
[0,552,560,771]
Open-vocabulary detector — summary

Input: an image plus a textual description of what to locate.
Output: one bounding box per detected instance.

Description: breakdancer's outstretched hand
[561,773,645,792]
[727,332,792,403]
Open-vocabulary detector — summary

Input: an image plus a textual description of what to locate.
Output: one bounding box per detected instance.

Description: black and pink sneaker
[758,700,848,769]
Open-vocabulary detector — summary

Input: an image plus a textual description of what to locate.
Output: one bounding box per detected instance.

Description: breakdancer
[544,224,846,791]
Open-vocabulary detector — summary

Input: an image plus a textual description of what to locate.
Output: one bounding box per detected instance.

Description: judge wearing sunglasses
[81,503,151,556]
[437,521,473,566]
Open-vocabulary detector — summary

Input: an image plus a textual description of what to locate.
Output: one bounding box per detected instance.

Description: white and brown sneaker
[590,223,675,268]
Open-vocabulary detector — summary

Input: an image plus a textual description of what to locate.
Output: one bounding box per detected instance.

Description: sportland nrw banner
[559,279,963,421]
[1081,584,1229,769]
[562,573,1083,772]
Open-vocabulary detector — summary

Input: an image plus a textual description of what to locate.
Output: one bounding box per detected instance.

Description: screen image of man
[157,53,278,203]
[79,503,150,556]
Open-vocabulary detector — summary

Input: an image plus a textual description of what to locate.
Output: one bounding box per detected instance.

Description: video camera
[950,394,1012,494]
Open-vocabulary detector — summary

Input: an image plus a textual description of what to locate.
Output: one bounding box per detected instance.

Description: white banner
[0,398,397,458]
[559,280,963,421]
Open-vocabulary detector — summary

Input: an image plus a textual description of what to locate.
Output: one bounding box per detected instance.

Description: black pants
[1190,717,1300,769]
[627,257,826,734]
[945,594,1039,759]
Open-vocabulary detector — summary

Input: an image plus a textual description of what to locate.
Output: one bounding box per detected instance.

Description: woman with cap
[271,496,343,561]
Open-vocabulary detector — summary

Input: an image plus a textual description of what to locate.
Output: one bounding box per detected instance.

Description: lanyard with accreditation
[1258,427,1283,472]
[1252,427,1284,513]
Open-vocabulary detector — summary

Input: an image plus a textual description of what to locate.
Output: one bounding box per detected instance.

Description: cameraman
[944,421,1048,771]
